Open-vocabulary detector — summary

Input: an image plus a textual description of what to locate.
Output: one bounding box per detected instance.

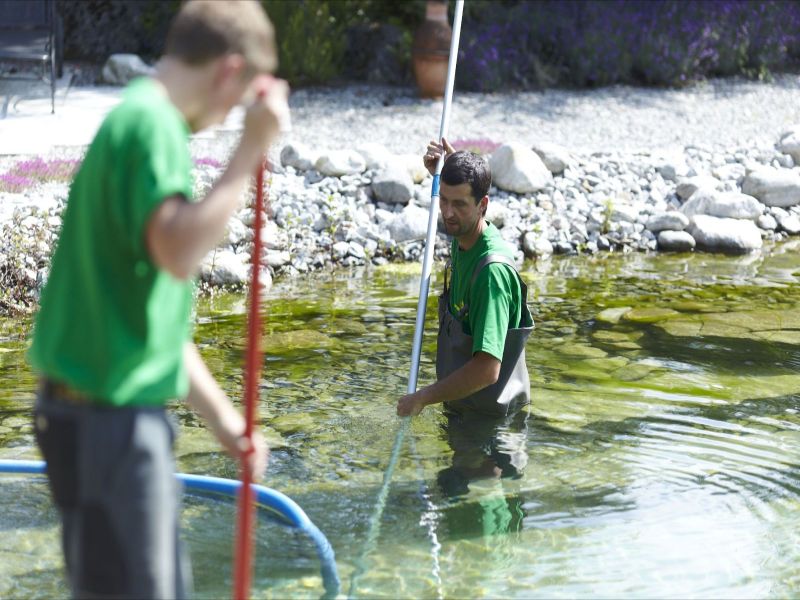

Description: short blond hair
[165,0,277,74]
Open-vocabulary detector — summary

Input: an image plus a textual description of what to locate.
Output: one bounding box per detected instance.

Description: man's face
[439,181,486,238]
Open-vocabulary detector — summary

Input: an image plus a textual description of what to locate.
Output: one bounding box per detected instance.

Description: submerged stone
[262,329,337,351]
[270,412,316,435]
[622,307,680,323]
[595,307,632,324]
[555,344,608,359]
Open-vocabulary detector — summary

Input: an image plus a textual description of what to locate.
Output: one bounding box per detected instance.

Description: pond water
[2,245,800,598]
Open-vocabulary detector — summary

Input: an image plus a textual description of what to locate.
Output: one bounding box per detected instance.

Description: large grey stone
[315,151,366,177]
[101,54,155,85]
[371,165,414,204]
[657,230,695,252]
[531,141,571,174]
[280,143,318,171]
[489,143,552,193]
[676,175,719,200]
[681,189,764,220]
[387,204,430,243]
[688,215,763,254]
[646,211,689,232]
[742,167,800,207]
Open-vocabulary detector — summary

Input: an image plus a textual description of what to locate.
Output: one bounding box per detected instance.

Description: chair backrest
[0,0,51,30]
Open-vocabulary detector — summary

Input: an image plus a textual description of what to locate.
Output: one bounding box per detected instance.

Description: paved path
[2,71,800,157]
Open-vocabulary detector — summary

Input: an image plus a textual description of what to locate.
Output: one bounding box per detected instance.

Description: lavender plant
[456,0,800,91]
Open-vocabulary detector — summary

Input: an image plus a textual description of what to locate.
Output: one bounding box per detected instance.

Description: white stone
[224,218,248,247]
[778,128,800,165]
[371,165,414,205]
[757,214,778,230]
[265,250,291,267]
[521,231,553,257]
[676,175,719,200]
[778,213,800,235]
[657,230,696,252]
[315,151,366,177]
[332,241,350,258]
[200,249,249,286]
[396,154,429,184]
[712,163,746,182]
[280,143,318,171]
[489,143,553,194]
[531,141,572,174]
[387,204,429,243]
[611,204,640,223]
[485,202,510,228]
[680,189,764,220]
[348,241,366,259]
[688,215,763,253]
[646,211,689,232]
[101,54,155,85]
[742,167,800,207]
[355,143,393,169]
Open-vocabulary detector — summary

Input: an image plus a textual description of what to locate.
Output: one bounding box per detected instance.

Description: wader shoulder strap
[469,254,518,288]
[467,253,530,307]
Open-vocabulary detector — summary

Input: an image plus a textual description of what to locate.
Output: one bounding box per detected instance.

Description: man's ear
[215,53,247,86]
[479,195,489,216]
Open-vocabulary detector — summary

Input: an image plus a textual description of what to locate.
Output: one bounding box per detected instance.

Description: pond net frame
[0,459,340,599]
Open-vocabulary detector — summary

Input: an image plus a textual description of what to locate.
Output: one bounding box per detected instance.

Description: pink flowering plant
[0,158,81,192]
[451,138,501,156]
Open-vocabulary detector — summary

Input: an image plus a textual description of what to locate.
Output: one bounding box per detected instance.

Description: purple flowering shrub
[456,0,800,91]
[0,158,80,192]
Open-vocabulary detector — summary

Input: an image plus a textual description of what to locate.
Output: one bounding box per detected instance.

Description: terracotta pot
[412,1,452,99]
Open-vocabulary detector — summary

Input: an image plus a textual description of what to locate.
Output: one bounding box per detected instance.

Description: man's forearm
[183,342,245,442]
[419,352,500,407]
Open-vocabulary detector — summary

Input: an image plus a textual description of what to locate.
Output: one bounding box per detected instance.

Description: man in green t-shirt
[396,140,533,491]
[28,2,289,597]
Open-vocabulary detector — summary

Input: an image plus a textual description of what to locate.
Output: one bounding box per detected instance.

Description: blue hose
[0,459,340,599]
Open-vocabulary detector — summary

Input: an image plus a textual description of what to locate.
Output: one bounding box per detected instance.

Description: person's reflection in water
[437,408,529,499]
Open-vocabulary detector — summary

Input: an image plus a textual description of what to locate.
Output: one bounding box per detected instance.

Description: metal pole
[347,2,465,597]
[407,0,464,395]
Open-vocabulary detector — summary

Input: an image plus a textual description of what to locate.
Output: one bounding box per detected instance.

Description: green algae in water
[3,251,800,597]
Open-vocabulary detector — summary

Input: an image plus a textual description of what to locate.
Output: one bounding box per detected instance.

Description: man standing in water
[28,2,287,597]
[396,139,533,490]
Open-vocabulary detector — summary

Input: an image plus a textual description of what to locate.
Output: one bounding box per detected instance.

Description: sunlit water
[2,244,800,598]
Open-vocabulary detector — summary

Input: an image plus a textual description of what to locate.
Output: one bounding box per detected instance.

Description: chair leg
[50,52,56,114]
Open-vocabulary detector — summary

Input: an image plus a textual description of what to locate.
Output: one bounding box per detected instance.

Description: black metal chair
[0,0,63,114]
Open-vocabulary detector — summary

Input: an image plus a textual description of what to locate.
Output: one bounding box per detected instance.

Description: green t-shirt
[29,78,194,407]
[449,222,523,361]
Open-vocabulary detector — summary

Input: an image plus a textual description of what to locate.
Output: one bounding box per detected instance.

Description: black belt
[40,378,95,406]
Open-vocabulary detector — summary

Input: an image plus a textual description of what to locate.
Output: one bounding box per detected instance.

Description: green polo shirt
[449,222,524,361]
[29,78,195,406]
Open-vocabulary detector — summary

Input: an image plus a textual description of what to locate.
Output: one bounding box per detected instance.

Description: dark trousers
[34,382,191,599]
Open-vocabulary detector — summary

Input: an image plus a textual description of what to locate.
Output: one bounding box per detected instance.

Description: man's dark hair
[441,150,492,203]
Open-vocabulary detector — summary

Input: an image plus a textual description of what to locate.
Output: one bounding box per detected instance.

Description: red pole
[233,158,267,600]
